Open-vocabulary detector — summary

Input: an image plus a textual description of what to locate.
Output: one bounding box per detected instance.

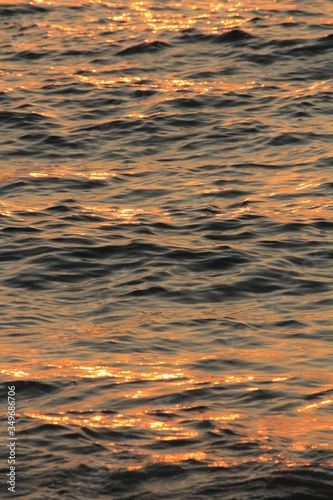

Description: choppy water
[0,0,332,498]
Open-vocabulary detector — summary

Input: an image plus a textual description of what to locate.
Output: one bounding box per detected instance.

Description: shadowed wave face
[0,1,332,499]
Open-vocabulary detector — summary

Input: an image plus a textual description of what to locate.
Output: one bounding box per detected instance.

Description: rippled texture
[0,0,332,498]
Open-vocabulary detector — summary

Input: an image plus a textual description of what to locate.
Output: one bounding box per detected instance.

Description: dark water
[0,0,332,498]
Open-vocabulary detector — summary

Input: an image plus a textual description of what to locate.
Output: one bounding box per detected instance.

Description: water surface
[0,1,332,498]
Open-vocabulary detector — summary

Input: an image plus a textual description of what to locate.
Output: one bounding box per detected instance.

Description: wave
[177,28,256,44]
[116,40,170,56]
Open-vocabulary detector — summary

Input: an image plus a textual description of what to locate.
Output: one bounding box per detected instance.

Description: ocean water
[0,0,332,498]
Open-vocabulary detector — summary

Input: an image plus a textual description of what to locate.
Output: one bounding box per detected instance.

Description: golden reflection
[126,0,250,33]
[2,361,187,383]
[3,345,330,471]
[2,303,332,469]
[213,163,333,223]
[75,72,265,95]
[0,369,28,378]
[0,202,12,217]
[83,206,145,224]
[297,399,333,413]
[29,171,116,180]
[153,451,207,463]
[30,173,49,178]
[24,409,201,442]
[3,174,172,225]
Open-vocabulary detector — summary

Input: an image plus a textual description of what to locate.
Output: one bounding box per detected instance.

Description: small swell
[178,29,255,44]
[0,4,49,16]
[116,40,170,56]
